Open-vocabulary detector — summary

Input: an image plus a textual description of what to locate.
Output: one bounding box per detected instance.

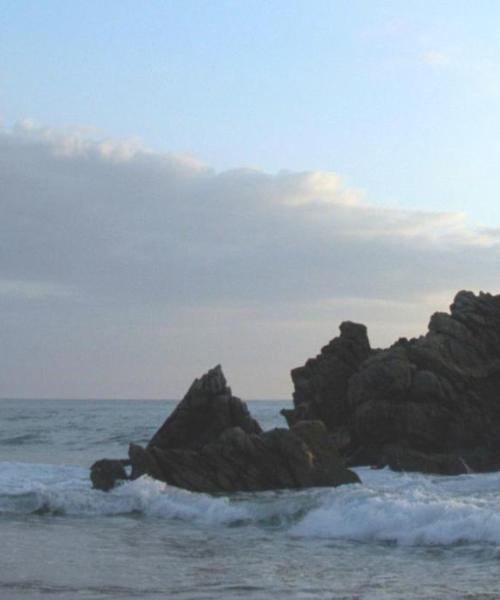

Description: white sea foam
[2,461,500,546]
[0,462,246,523]
[290,467,500,546]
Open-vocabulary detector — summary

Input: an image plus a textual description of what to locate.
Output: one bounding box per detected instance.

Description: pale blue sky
[3,0,500,223]
[2,1,500,398]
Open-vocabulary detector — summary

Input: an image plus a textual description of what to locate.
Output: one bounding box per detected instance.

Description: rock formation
[91,365,360,492]
[91,290,500,487]
[282,290,500,474]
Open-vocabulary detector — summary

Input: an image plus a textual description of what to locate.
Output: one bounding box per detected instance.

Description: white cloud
[1,124,499,398]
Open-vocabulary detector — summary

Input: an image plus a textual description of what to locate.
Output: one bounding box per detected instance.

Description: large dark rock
[282,321,372,430]
[91,365,360,492]
[147,365,262,451]
[283,290,500,473]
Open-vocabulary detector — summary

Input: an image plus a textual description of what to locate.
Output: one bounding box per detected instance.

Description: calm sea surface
[1,399,500,599]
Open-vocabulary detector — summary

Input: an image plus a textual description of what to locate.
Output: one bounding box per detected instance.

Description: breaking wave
[290,468,500,546]
[2,462,500,546]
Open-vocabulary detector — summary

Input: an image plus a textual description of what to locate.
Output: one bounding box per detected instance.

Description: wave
[2,462,500,546]
[290,469,500,546]
[0,462,246,524]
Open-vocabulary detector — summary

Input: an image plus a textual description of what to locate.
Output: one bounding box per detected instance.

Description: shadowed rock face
[282,291,500,474]
[147,365,262,451]
[282,321,372,431]
[90,365,360,492]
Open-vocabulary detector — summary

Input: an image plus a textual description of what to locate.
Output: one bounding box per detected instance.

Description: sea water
[1,399,499,599]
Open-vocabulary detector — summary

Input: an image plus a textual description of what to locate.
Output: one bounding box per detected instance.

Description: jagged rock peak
[452,289,500,310]
[339,320,369,341]
[449,290,500,322]
[147,364,261,452]
[318,321,371,364]
[187,364,230,396]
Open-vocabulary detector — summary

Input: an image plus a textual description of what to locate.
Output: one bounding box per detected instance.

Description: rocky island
[91,290,500,492]
[91,365,360,492]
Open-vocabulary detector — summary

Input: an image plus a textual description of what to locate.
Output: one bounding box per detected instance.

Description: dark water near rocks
[1,399,500,599]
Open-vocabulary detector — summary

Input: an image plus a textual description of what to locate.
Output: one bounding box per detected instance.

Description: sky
[1,1,500,399]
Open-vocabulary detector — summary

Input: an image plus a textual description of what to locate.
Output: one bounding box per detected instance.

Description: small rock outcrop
[282,291,500,474]
[91,366,360,492]
[90,458,129,491]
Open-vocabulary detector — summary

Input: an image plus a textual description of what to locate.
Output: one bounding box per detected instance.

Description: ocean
[1,399,499,599]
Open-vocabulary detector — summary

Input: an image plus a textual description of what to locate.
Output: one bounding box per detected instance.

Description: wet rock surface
[283,290,500,473]
[91,366,360,492]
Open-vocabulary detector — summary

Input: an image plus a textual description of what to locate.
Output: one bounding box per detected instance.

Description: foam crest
[0,462,246,523]
[112,477,247,524]
[290,468,500,545]
[2,462,500,546]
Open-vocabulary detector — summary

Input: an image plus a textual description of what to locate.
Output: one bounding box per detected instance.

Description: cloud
[1,123,499,397]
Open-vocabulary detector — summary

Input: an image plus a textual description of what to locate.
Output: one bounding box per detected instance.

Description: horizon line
[0,396,289,402]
